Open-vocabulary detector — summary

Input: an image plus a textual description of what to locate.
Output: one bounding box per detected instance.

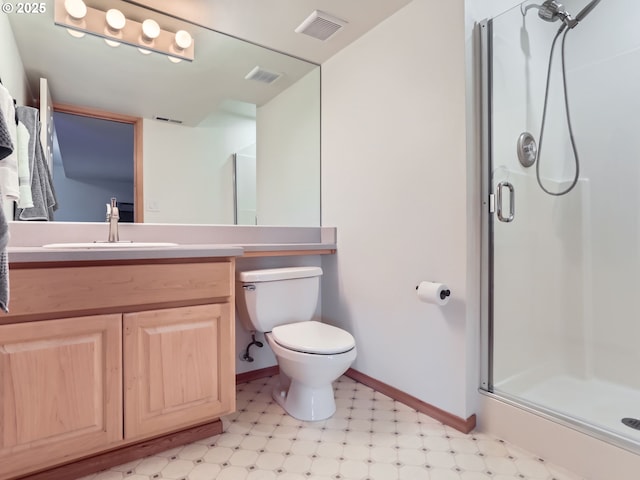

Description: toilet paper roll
[416,281,451,306]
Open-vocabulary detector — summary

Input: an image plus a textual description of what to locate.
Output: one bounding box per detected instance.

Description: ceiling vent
[295,10,347,41]
[244,66,282,84]
[153,116,183,124]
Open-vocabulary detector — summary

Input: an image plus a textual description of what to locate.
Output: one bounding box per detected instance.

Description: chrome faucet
[106,197,120,242]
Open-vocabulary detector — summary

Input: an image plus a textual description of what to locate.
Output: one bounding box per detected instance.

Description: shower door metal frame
[477,14,640,455]
[478,18,493,395]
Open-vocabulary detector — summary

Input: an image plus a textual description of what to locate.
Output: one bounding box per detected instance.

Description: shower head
[537,0,568,22]
[523,0,602,29]
[537,0,577,28]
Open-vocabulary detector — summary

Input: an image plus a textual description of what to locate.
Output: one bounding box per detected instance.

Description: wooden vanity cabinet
[0,258,235,480]
[124,303,234,439]
[0,314,122,479]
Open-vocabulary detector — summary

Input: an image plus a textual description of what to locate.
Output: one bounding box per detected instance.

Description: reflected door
[233,153,257,225]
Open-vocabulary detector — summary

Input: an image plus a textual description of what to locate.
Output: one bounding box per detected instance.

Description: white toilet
[235,266,356,421]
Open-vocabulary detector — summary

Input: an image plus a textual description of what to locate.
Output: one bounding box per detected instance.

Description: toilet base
[272,380,336,422]
[264,332,357,422]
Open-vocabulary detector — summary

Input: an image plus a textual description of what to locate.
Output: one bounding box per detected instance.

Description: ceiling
[5,0,414,218]
[7,0,412,124]
[125,0,414,65]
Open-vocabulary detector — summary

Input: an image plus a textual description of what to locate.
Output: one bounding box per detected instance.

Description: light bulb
[168,56,182,63]
[105,9,125,32]
[105,39,120,47]
[64,0,86,20]
[174,30,192,50]
[141,19,160,40]
[138,48,152,55]
[66,28,85,38]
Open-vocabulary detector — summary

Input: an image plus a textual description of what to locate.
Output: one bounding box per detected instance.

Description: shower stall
[480,0,640,452]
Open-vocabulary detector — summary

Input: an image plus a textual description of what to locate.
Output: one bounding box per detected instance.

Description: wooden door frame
[53,103,144,222]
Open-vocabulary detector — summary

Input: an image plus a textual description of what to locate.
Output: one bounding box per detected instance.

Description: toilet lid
[271,321,355,355]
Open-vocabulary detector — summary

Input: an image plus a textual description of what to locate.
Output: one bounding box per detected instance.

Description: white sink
[42,242,179,249]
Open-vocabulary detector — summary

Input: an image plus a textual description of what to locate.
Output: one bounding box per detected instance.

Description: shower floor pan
[505,375,640,445]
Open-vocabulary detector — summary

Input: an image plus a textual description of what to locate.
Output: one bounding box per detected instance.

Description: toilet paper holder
[415,283,451,300]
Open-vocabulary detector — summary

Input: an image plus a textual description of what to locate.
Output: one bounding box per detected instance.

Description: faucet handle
[107,197,120,243]
[110,197,120,218]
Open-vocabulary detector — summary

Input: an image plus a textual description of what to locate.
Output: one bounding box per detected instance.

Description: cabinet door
[0,314,122,479]
[124,304,235,439]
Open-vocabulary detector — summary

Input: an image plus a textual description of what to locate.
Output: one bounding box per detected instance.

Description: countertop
[7,242,336,263]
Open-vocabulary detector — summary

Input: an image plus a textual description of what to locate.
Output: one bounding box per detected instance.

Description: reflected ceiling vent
[295,10,347,41]
[153,116,183,124]
[244,66,282,84]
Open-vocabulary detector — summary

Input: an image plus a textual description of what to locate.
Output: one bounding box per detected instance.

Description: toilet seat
[271,321,355,355]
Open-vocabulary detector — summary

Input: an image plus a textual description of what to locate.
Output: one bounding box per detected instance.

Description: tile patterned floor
[79,375,584,480]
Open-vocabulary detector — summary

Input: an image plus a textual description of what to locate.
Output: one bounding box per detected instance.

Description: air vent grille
[153,116,183,124]
[295,10,346,41]
[244,66,282,84]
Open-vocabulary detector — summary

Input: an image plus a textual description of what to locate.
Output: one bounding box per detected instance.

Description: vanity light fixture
[64,0,86,20]
[139,19,160,55]
[63,0,86,38]
[104,9,125,47]
[66,28,86,38]
[105,9,125,32]
[174,30,192,51]
[167,30,192,63]
[54,0,194,62]
[141,19,160,43]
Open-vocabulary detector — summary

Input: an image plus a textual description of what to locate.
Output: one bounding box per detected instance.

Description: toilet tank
[235,267,322,333]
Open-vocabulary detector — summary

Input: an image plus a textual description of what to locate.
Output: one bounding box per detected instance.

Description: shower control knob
[517,132,537,167]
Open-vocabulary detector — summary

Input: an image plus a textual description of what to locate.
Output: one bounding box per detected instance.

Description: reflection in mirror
[0,0,320,226]
[53,110,135,222]
[233,148,257,226]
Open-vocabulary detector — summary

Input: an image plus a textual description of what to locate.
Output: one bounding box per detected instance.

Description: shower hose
[536,26,581,196]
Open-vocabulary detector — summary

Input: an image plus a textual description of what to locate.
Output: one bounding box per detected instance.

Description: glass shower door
[482,0,640,450]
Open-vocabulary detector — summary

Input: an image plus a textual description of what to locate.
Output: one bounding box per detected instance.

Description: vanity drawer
[7,261,232,319]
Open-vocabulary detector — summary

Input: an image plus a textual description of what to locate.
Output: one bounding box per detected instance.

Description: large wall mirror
[2,0,320,226]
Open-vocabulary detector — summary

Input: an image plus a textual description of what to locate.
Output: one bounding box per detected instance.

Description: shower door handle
[496,181,515,222]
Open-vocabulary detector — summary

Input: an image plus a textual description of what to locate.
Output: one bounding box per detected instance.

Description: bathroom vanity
[0,246,241,479]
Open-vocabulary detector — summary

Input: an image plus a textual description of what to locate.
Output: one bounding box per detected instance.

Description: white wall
[0,14,30,105]
[322,0,473,419]
[143,117,255,224]
[256,69,320,227]
[566,0,640,390]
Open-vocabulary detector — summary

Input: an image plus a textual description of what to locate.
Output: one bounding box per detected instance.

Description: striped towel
[16,121,33,208]
[0,105,12,161]
[15,106,57,221]
[0,84,18,203]
[0,196,8,313]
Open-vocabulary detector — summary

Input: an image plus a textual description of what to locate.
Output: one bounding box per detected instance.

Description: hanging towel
[16,121,33,208]
[0,192,8,313]
[15,106,57,221]
[0,107,12,161]
[0,84,18,203]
